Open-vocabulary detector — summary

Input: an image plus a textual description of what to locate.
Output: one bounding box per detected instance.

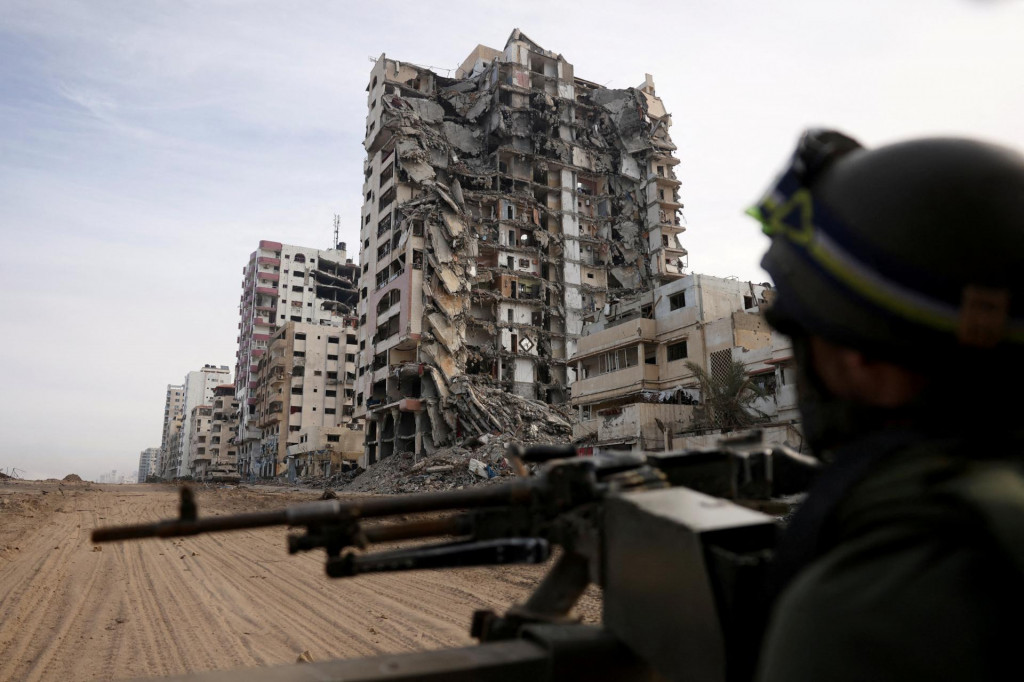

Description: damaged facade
[570,274,802,452]
[234,240,361,477]
[251,321,362,478]
[193,384,240,481]
[355,30,685,467]
[187,403,214,480]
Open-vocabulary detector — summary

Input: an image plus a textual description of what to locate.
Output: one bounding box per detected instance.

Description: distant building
[569,274,801,452]
[252,321,362,478]
[162,416,183,480]
[171,365,232,477]
[137,447,159,482]
[98,470,134,485]
[234,241,360,478]
[156,384,183,477]
[202,385,240,480]
[187,404,214,479]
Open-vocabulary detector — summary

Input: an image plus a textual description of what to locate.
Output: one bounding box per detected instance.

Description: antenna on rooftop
[333,214,340,251]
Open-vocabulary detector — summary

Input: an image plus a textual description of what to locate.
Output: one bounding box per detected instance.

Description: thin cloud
[2,0,1023,478]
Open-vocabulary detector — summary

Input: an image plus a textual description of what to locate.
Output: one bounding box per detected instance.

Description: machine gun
[93,444,817,682]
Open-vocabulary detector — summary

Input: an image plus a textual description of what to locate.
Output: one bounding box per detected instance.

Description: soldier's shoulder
[760,512,1018,682]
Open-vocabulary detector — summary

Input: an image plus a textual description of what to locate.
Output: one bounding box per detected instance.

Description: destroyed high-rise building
[355,30,685,465]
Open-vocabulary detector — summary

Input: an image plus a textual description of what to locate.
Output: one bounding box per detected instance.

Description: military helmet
[750,129,1024,364]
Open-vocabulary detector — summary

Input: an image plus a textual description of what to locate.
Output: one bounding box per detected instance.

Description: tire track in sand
[0,485,600,680]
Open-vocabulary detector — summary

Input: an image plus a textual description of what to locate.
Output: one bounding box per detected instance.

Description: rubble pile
[345,387,576,495]
[62,474,83,483]
[343,445,511,495]
[445,378,575,446]
[298,468,364,490]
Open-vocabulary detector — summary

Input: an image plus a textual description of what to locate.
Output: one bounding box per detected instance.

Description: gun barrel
[350,480,534,518]
[91,509,289,542]
[92,480,535,544]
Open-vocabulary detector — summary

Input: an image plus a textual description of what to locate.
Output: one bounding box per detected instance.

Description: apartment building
[570,274,801,452]
[200,384,240,480]
[356,30,684,466]
[136,447,159,483]
[172,365,231,477]
[235,241,360,477]
[251,321,361,478]
[156,384,183,477]
[161,417,183,480]
[187,404,214,479]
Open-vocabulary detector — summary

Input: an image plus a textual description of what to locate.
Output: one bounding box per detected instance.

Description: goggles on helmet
[749,129,1022,348]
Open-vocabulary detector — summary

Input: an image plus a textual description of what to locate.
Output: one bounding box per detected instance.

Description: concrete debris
[462,433,492,449]
[442,122,482,154]
[468,459,489,479]
[296,650,314,664]
[62,474,83,483]
[299,468,365,490]
[347,377,575,494]
[343,444,511,495]
[407,98,444,123]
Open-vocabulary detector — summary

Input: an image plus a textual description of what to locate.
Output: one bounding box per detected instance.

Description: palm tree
[685,359,770,431]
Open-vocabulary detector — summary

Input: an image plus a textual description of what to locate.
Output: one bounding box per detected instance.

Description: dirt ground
[0,479,600,681]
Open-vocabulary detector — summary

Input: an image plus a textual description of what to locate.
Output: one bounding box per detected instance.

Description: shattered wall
[355,29,685,466]
[201,385,239,480]
[251,322,361,478]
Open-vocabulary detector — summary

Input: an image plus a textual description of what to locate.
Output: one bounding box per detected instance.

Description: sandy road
[0,481,599,681]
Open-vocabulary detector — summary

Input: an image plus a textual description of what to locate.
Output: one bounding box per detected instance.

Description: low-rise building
[286,425,364,479]
[569,274,802,452]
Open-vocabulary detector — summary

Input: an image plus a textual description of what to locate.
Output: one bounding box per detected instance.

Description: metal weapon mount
[93,444,817,682]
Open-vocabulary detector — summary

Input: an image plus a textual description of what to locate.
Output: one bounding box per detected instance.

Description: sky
[1,0,1022,480]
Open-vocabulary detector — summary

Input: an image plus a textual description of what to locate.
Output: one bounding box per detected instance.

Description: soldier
[749,130,1024,681]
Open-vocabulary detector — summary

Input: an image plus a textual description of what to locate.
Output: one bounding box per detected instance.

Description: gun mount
[93,444,817,682]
